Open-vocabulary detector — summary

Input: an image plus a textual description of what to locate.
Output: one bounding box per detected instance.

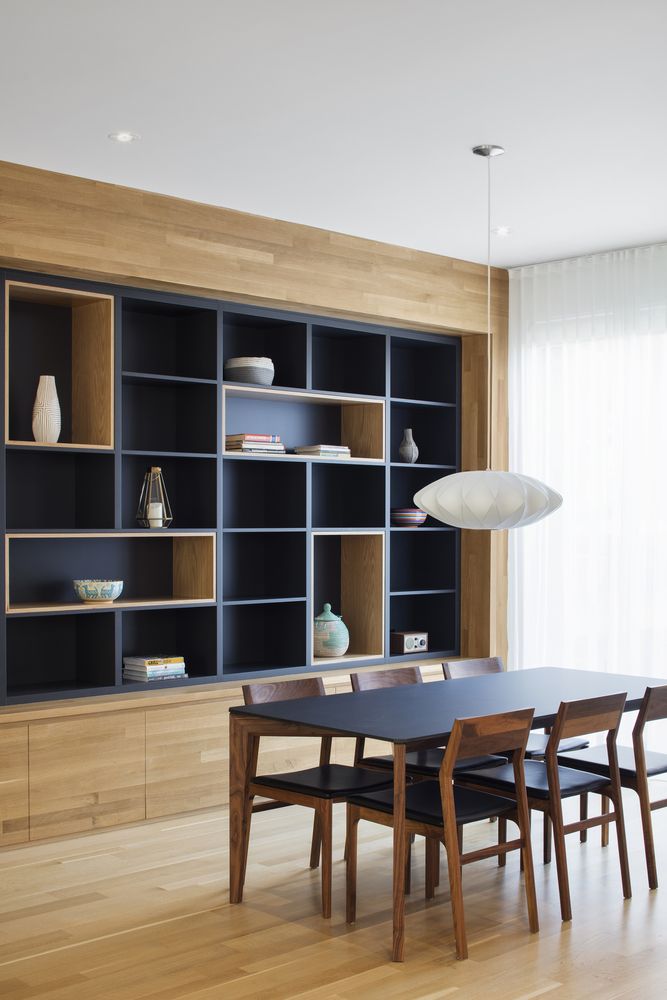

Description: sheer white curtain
[508,245,667,738]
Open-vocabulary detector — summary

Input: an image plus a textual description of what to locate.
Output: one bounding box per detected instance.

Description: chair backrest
[545,692,627,756]
[243,677,325,705]
[442,708,535,779]
[634,684,667,734]
[442,657,504,681]
[351,667,422,692]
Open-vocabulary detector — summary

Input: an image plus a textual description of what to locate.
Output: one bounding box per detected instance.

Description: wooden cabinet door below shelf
[29,711,146,841]
[0,724,29,845]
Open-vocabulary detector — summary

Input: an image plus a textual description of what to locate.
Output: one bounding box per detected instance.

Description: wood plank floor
[1,789,667,999]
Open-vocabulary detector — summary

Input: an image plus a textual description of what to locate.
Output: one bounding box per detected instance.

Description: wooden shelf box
[311,531,385,665]
[5,281,114,449]
[5,532,216,614]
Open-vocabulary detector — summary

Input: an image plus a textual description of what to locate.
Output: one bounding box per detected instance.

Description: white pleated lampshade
[413,470,562,530]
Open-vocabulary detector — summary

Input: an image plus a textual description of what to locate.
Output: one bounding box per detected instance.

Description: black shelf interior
[390,466,453,525]
[123,381,217,454]
[225,394,346,453]
[391,336,458,404]
[7,299,73,442]
[223,458,306,528]
[312,464,385,528]
[223,600,306,672]
[122,455,217,529]
[223,532,306,601]
[6,613,115,695]
[224,312,307,390]
[390,530,457,593]
[122,298,218,380]
[313,534,342,618]
[390,402,457,465]
[9,536,175,605]
[312,326,385,396]
[122,606,217,679]
[390,592,457,655]
[6,450,115,530]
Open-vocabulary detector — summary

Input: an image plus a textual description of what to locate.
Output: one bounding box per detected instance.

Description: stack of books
[123,655,188,683]
[226,433,285,455]
[294,444,351,459]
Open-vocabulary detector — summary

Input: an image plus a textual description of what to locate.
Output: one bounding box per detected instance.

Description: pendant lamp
[413,144,562,530]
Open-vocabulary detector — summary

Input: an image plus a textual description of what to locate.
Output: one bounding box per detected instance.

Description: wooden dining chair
[556,684,667,889]
[345,708,539,960]
[242,678,393,918]
[456,692,632,921]
[442,657,590,758]
[351,667,508,777]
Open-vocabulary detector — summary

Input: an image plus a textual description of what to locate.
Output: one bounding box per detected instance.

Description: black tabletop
[230,667,664,747]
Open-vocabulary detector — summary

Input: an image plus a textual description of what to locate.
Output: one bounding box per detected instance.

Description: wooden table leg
[229,714,252,904]
[392,743,406,963]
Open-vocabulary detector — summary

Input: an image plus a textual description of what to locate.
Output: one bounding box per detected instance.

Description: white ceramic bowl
[73,579,124,604]
[224,356,275,386]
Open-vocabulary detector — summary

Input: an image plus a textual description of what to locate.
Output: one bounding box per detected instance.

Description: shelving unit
[1,272,461,703]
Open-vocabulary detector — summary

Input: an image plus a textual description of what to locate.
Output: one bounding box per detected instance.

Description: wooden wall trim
[0,160,507,336]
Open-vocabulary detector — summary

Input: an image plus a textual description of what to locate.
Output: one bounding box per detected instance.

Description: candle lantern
[137,467,173,528]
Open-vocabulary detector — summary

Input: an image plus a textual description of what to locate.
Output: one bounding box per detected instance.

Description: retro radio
[390,631,429,654]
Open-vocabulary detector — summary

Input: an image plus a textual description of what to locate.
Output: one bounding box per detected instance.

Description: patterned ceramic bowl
[73,580,124,604]
[390,507,427,527]
[224,356,275,386]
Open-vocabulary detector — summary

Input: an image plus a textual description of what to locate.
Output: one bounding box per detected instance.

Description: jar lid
[315,602,341,621]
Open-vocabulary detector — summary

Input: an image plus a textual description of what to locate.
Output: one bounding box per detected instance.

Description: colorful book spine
[123,656,185,667]
[226,433,282,443]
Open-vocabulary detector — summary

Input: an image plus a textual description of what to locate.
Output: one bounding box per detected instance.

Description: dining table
[228,666,663,961]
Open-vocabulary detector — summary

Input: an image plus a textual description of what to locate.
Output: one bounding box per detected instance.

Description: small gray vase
[399,427,419,464]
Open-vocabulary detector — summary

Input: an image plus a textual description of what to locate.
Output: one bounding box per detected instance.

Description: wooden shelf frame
[5,281,114,450]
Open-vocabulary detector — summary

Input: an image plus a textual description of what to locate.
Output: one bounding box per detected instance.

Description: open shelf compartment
[122,455,217,529]
[391,335,458,404]
[390,591,458,658]
[6,449,115,530]
[123,380,217,454]
[122,296,218,380]
[6,612,116,698]
[122,606,218,683]
[223,310,307,390]
[390,529,458,593]
[223,532,306,602]
[5,532,216,613]
[390,401,457,466]
[224,385,385,461]
[223,458,306,528]
[312,463,385,528]
[223,600,307,674]
[5,281,114,449]
[312,325,385,396]
[312,532,385,665]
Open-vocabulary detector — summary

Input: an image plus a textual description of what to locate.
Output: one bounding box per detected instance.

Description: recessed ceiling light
[108,131,140,143]
[492,225,512,237]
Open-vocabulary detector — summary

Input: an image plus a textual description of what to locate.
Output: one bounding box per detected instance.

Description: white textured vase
[32,375,61,443]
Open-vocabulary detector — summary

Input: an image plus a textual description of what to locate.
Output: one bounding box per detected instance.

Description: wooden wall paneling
[71,296,114,447]
[28,711,146,840]
[0,160,507,337]
[340,533,385,657]
[146,701,229,817]
[0,723,29,845]
[172,533,216,600]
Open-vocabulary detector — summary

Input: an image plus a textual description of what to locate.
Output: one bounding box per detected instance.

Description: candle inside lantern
[148,501,164,528]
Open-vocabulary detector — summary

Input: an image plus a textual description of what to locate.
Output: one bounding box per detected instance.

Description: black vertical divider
[384,335,392,659]
[305,320,313,664]
[217,306,225,677]
[0,274,6,705]
[114,294,123,686]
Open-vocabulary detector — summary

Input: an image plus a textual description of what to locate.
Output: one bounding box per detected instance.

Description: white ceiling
[1,0,666,268]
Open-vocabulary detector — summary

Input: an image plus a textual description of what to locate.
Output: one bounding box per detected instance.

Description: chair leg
[497,816,507,868]
[636,774,658,889]
[543,812,552,864]
[610,790,632,901]
[405,837,412,895]
[515,812,539,935]
[579,793,588,843]
[319,802,333,919]
[425,836,439,899]
[550,803,572,922]
[457,825,463,854]
[345,804,359,924]
[309,811,322,869]
[442,808,467,959]
[601,795,610,847]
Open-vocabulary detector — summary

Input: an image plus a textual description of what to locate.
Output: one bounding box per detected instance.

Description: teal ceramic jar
[313,603,350,657]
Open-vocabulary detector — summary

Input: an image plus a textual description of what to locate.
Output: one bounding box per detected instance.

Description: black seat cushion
[252,764,392,800]
[557,744,667,781]
[455,760,610,800]
[362,749,507,776]
[525,733,590,758]
[348,779,516,826]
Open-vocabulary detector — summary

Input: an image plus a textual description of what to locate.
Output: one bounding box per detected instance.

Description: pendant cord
[486,154,493,472]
